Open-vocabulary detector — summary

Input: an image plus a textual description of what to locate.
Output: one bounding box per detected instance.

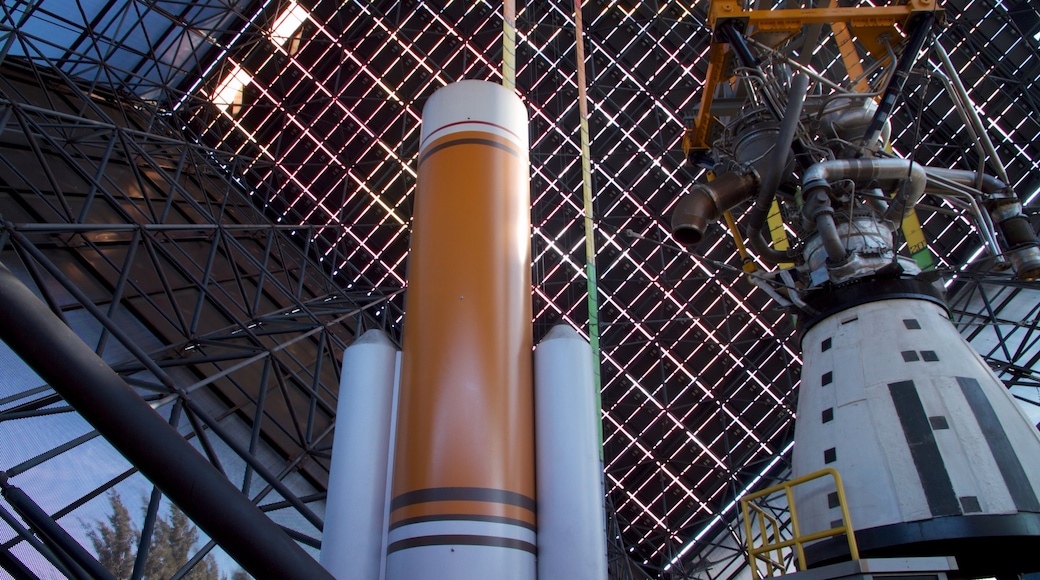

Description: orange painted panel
[392,130,535,520]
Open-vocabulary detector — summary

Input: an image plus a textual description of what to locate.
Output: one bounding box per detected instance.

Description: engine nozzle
[670,171,758,246]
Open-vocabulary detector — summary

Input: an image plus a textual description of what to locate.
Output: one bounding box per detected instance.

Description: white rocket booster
[534,324,608,580]
[320,329,400,579]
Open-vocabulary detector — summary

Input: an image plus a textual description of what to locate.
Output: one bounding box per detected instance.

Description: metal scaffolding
[0,53,390,577]
[0,0,1036,578]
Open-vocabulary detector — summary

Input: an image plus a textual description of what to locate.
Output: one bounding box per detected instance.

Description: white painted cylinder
[534,324,608,580]
[321,329,400,579]
[792,296,1040,566]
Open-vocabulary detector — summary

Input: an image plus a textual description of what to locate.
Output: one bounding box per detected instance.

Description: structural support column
[0,263,333,580]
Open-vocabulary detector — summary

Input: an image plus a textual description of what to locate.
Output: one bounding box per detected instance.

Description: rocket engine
[671,5,1040,577]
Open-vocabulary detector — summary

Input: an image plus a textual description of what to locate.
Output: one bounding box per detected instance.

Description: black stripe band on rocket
[418,137,523,165]
[390,487,536,512]
[389,513,537,532]
[386,534,538,555]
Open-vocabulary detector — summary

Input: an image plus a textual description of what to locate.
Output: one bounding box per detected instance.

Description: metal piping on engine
[924,167,1005,195]
[801,186,847,264]
[921,169,1005,262]
[880,163,928,222]
[801,158,927,222]
[860,13,935,149]
[994,212,1040,280]
[800,158,927,263]
[924,168,1040,280]
[933,42,1013,190]
[717,20,784,122]
[820,100,891,151]
[745,72,810,265]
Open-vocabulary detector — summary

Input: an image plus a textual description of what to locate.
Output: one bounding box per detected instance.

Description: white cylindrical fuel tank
[792,283,1040,576]
[387,80,535,580]
[534,324,608,580]
[321,329,400,579]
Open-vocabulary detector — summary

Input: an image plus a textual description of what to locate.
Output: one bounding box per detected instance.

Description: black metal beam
[0,546,37,580]
[0,264,333,580]
[0,474,113,580]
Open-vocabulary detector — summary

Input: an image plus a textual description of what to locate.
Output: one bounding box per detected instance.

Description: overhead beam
[0,263,334,580]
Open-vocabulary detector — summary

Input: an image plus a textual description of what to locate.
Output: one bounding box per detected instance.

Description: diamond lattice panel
[173,0,1040,575]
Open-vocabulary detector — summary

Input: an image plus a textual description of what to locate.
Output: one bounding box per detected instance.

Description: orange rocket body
[386,80,536,579]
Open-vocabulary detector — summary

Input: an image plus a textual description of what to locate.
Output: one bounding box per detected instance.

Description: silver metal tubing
[929,66,989,179]
[801,187,846,263]
[746,72,810,264]
[923,168,1039,278]
[747,36,849,93]
[924,166,1006,194]
[861,188,890,216]
[816,211,848,263]
[801,158,927,223]
[922,171,1004,261]
[933,41,1013,191]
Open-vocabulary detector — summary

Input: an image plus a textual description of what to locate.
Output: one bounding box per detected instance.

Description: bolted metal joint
[986,199,1040,281]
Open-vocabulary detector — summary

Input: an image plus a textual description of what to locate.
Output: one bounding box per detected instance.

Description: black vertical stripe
[957,376,1040,511]
[888,380,962,517]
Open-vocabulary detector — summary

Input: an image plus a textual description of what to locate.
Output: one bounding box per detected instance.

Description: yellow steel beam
[683,42,728,154]
[766,199,793,269]
[709,0,939,30]
[825,0,871,93]
[832,19,870,91]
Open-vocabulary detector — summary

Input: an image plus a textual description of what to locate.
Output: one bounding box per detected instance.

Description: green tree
[88,492,222,580]
[86,492,137,579]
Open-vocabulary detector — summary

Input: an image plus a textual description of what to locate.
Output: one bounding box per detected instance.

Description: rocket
[387,79,536,579]
[320,329,400,580]
[320,80,607,580]
[534,324,608,580]
[791,285,1040,574]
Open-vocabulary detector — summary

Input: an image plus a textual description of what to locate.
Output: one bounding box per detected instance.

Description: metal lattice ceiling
[0,0,1038,577]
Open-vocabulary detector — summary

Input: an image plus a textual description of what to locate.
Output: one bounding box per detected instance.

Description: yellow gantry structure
[684,0,943,155]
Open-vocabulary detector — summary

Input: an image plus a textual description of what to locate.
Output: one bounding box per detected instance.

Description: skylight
[269,1,309,49]
[211,65,252,114]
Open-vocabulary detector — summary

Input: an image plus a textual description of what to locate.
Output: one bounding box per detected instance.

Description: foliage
[86,492,138,579]
[87,492,224,580]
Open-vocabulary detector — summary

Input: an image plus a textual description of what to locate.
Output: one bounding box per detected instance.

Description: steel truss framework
[0,0,1036,578]
[0,57,391,576]
[950,275,1040,404]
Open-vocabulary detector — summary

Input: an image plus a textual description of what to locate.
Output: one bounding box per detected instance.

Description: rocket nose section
[538,323,584,345]
[351,327,395,347]
[419,80,529,152]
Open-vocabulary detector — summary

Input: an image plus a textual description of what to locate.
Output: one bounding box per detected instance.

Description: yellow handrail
[740,468,859,579]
